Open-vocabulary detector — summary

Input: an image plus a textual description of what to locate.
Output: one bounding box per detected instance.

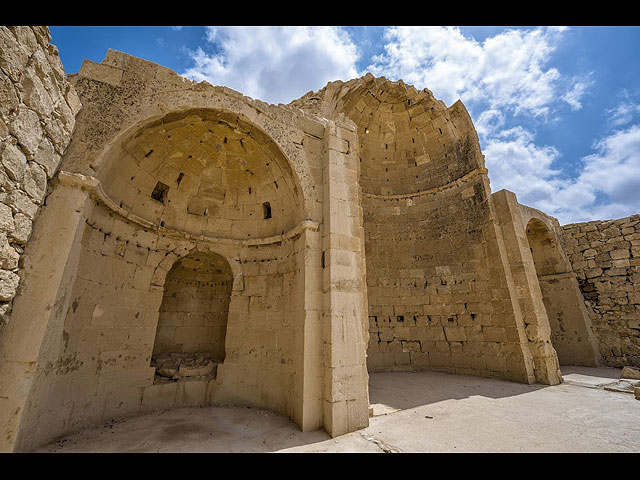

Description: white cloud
[182,26,359,104]
[569,124,640,219]
[475,109,505,138]
[486,124,640,224]
[366,26,584,118]
[561,76,593,111]
[606,91,640,127]
[483,126,565,207]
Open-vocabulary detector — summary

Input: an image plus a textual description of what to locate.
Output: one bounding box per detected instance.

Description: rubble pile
[151,352,217,384]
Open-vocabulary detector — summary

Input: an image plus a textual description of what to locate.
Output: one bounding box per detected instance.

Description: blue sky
[49,26,640,225]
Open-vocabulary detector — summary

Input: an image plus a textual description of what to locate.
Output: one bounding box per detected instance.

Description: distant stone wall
[0,26,80,319]
[562,215,640,367]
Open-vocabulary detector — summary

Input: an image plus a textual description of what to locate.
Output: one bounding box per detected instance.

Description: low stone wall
[0,26,80,319]
[562,215,640,367]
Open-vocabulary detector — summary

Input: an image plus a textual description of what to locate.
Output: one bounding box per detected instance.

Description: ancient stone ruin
[0,26,638,452]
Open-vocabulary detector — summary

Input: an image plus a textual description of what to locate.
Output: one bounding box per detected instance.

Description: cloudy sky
[49,26,640,225]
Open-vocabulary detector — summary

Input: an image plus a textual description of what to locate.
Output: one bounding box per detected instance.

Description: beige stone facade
[0,27,637,452]
[563,215,640,367]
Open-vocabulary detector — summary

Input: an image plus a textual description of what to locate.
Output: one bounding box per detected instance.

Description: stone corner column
[491,189,563,385]
[294,225,324,433]
[320,119,369,437]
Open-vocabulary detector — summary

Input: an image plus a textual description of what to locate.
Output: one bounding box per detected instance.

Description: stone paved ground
[37,368,640,453]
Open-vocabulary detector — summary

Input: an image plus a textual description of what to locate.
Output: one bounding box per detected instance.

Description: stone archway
[2,103,318,451]
[525,218,599,366]
[151,251,233,383]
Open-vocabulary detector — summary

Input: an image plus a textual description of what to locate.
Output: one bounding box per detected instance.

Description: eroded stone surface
[0,27,637,454]
[563,215,640,368]
[622,366,640,380]
[151,352,217,382]
[0,26,77,320]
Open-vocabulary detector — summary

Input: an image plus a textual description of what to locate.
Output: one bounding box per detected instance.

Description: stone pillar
[0,183,90,452]
[492,189,563,384]
[296,227,323,431]
[321,118,369,437]
[481,193,537,385]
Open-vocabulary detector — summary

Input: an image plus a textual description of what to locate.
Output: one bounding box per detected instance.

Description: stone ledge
[57,171,320,246]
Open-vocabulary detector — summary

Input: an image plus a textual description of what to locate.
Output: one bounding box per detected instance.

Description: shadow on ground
[39,406,334,453]
[369,369,547,412]
[43,368,540,453]
[37,366,633,453]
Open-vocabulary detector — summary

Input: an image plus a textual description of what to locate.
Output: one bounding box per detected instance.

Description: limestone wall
[294,75,553,384]
[0,26,80,318]
[365,177,501,375]
[13,195,309,450]
[0,47,371,451]
[562,215,640,367]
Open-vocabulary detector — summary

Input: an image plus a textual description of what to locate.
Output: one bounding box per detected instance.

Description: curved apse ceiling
[99,109,303,240]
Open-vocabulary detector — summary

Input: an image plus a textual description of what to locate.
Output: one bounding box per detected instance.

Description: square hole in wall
[263,202,272,219]
[151,181,170,204]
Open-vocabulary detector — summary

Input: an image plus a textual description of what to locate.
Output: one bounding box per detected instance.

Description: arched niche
[151,251,233,383]
[317,77,482,196]
[526,218,599,366]
[5,104,314,451]
[97,108,306,240]
[304,76,497,377]
[526,218,568,277]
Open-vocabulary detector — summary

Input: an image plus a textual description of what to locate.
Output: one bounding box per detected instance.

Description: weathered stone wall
[216,235,307,418]
[13,196,309,450]
[562,214,640,367]
[294,75,558,384]
[14,201,166,449]
[0,48,371,451]
[0,26,80,318]
[365,177,506,376]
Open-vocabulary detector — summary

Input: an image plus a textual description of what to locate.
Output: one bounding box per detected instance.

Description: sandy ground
[36,366,640,453]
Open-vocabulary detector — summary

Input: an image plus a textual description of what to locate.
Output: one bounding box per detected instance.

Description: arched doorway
[526,218,599,366]
[151,251,233,382]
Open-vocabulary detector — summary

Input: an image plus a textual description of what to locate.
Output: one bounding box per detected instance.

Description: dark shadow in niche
[262,201,272,219]
[151,181,170,204]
